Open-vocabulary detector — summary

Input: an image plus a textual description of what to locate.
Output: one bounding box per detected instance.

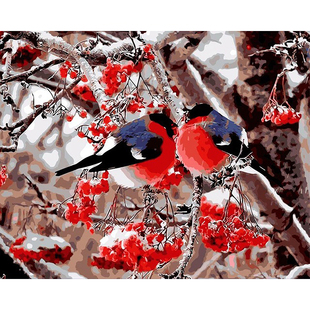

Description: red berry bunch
[198,197,269,253]
[65,198,97,232]
[72,84,96,102]
[127,93,146,114]
[92,222,183,272]
[0,165,8,187]
[9,232,73,264]
[59,61,79,79]
[262,106,302,125]
[80,115,118,145]
[101,58,144,97]
[143,44,155,61]
[77,174,109,197]
[65,174,109,233]
[4,45,42,67]
[154,160,186,190]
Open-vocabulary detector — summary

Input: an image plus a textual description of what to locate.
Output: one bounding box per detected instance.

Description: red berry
[103,115,111,125]
[60,66,68,78]
[78,131,85,138]
[156,234,164,243]
[79,110,87,118]
[102,171,109,179]
[148,54,155,61]
[81,75,88,82]
[66,114,74,122]
[65,61,72,68]
[133,62,143,73]
[70,71,77,79]
[144,44,151,53]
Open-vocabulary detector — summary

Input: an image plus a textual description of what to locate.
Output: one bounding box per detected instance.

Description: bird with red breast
[55,113,178,188]
[176,103,281,186]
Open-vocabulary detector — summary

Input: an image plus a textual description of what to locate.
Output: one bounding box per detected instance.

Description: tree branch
[239,171,310,265]
[0,58,64,86]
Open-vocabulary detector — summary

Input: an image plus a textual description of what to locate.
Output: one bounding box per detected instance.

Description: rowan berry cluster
[154,160,186,190]
[262,106,302,125]
[72,84,96,102]
[198,197,269,253]
[77,115,118,149]
[101,58,143,96]
[65,174,109,233]
[92,222,183,272]
[0,165,8,187]
[59,61,88,81]
[2,45,42,67]
[127,93,146,114]
[143,44,155,61]
[9,233,73,264]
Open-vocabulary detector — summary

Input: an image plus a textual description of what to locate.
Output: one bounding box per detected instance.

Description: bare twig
[0,58,64,86]
[0,77,81,152]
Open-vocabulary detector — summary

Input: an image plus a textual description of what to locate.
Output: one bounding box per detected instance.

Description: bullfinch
[176,103,281,186]
[55,113,177,188]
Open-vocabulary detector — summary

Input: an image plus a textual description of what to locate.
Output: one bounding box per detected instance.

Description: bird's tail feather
[55,155,102,176]
[250,159,282,187]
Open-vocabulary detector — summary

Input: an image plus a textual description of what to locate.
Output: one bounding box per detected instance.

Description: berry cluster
[92,222,183,272]
[65,174,109,233]
[127,93,146,114]
[72,84,96,102]
[154,160,186,190]
[77,115,118,148]
[2,45,42,67]
[143,44,155,61]
[198,197,269,253]
[9,232,73,264]
[77,174,109,196]
[101,58,143,97]
[0,165,8,187]
[262,106,302,125]
[59,61,88,81]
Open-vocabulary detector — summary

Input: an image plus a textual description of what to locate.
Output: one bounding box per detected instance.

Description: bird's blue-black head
[187,103,213,120]
[149,113,177,138]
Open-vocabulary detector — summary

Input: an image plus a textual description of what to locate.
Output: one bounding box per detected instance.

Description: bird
[176,103,281,186]
[55,113,178,188]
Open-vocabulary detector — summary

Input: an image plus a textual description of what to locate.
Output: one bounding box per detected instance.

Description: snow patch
[46,133,58,146]
[40,149,60,168]
[16,230,72,252]
[99,226,137,248]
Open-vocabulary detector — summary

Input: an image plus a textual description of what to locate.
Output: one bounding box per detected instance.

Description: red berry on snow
[70,70,77,79]
[60,66,68,78]
[79,110,87,118]
[66,114,74,122]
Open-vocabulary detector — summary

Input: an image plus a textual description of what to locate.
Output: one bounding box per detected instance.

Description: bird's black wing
[89,135,163,172]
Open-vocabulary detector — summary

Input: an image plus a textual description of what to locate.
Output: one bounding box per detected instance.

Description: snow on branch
[0,227,85,279]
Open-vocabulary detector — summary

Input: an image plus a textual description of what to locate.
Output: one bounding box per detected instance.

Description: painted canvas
[0,31,309,280]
